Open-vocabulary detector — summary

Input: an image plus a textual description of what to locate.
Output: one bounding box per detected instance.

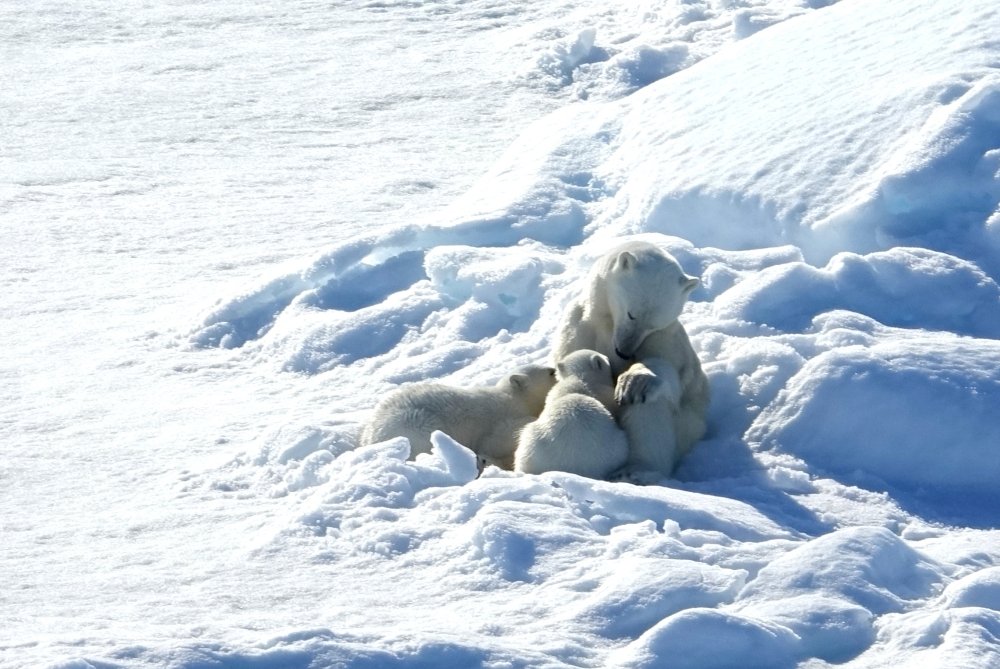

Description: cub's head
[556,349,614,388]
[604,241,699,361]
[500,363,558,416]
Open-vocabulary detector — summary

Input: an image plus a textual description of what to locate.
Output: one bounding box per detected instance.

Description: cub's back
[363,384,518,449]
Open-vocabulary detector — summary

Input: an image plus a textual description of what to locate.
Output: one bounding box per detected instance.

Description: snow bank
[202,438,798,669]
[521,0,828,101]
[592,0,1000,270]
[609,526,943,667]
[88,0,1000,667]
[738,526,940,615]
[611,608,800,669]
[748,333,1000,523]
[943,566,1000,611]
[712,248,1000,337]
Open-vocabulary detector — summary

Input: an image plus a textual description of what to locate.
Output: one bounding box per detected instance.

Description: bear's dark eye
[627,311,636,321]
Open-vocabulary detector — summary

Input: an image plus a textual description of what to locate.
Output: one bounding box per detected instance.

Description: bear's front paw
[615,369,661,405]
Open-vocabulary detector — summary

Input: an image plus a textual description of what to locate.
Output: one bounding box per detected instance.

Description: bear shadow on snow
[663,366,833,538]
[674,436,833,539]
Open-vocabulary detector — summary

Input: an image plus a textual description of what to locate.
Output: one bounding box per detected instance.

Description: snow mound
[713,247,1000,337]
[611,608,800,669]
[737,527,941,614]
[189,233,571,378]
[570,556,746,639]
[521,0,828,101]
[588,0,1000,269]
[944,567,1000,611]
[291,434,479,540]
[168,0,1000,667]
[611,526,943,667]
[748,333,1000,523]
[735,595,874,664]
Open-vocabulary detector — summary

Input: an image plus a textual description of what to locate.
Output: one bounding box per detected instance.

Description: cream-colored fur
[515,350,628,480]
[554,241,709,476]
[361,364,556,469]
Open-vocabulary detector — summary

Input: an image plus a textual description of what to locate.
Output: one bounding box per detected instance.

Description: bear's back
[516,390,627,478]
[364,383,521,448]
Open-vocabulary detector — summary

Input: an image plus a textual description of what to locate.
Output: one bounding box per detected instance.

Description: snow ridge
[172,2,1000,667]
[6,0,1000,668]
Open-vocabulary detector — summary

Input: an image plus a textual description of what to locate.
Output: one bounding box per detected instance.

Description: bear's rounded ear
[681,275,700,293]
[509,373,528,392]
[556,361,567,379]
[590,352,605,372]
[616,251,638,271]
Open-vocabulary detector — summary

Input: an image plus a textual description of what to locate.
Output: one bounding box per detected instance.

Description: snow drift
[7,0,1000,667]
[178,1,1000,668]
[179,1,1000,666]
[191,0,1000,520]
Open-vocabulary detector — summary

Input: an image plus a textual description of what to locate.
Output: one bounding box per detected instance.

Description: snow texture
[4,0,1000,667]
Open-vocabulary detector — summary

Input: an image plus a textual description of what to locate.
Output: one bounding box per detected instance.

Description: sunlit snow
[4,0,1000,667]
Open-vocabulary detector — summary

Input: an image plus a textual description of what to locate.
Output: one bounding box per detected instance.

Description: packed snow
[3,0,1000,667]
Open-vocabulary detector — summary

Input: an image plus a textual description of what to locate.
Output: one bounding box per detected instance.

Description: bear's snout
[613,324,643,361]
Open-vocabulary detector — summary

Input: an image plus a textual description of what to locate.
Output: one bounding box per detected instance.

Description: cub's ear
[509,373,529,392]
[556,361,567,379]
[681,275,700,293]
[590,352,606,372]
[617,250,638,271]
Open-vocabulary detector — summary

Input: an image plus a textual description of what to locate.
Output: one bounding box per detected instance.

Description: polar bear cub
[360,364,556,469]
[515,349,629,480]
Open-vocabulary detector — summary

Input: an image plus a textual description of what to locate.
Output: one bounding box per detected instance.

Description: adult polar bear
[554,240,709,476]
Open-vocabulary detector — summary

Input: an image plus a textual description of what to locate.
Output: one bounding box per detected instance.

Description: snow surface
[4,0,1000,667]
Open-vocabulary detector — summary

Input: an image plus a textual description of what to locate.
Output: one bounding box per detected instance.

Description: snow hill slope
[180,0,1000,666]
[4,0,1000,667]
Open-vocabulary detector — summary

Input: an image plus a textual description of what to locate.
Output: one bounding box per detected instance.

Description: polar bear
[515,350,629,480]
[553,240,709,476]
[360,364,556,469]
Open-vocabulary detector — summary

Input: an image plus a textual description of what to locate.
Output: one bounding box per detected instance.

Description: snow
[4,0,1000,667]
[748,332,1000,523]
